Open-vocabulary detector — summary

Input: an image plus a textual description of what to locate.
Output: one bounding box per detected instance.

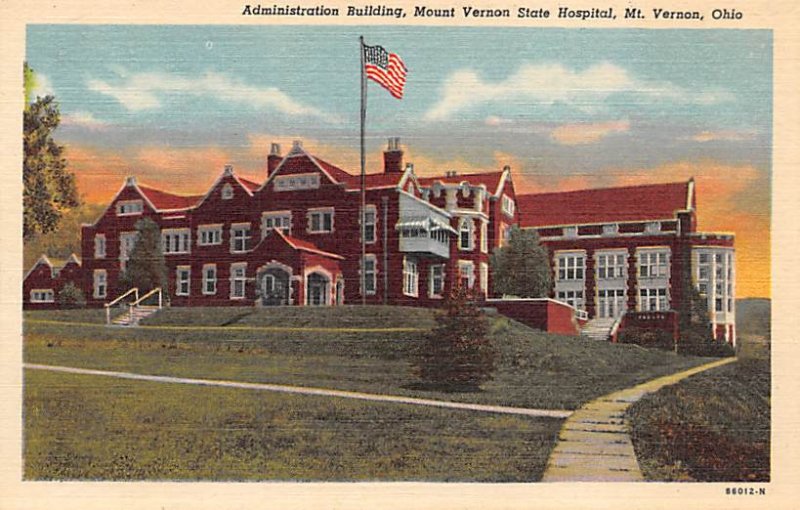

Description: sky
[26,25,772,297]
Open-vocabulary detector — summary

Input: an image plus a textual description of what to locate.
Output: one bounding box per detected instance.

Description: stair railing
[105,288,139,325]
[127,287,163,324]
[609,311,627,342]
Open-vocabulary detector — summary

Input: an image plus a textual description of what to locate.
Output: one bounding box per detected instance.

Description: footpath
[541,357,736,482]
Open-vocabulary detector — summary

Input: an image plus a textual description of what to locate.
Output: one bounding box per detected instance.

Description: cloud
[62,111,109,130]
[690,130,755,143]
[425,62,734,121]
[550,120,630,145]
[30,72,54,98]
[87,70,331,120]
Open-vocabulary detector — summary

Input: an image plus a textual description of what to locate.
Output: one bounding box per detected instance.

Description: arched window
[459,218,474,251]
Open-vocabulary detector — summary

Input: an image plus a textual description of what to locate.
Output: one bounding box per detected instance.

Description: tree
[414,286,496,391]
[490,226,551,298]
[23,62,79,240]
[57,282,86,309]
[119,218,168,294]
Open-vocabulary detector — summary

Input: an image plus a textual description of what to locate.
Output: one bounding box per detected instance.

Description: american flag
[363,43,407,99]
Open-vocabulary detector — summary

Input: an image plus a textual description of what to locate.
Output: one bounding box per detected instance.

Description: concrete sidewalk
[24,363,573,419]
[541,357,736,482]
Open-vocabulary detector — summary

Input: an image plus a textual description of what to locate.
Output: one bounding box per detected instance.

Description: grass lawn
[627,335,770,482]
[24,307,711,410]
[24,369,561,481]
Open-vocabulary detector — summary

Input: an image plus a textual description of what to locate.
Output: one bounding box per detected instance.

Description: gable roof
[517,180,693,228]
[238,177,261,192]
[274,230,345,260]
[343,172,406,191]
[137,185,203,211]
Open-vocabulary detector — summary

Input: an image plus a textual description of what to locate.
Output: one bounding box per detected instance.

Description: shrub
[414,286,496,391]
[677,328,735,357]
[617,327,675,351]
[57,282,86,309]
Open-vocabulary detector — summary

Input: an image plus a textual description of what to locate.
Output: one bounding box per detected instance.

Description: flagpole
[359,35,367,306]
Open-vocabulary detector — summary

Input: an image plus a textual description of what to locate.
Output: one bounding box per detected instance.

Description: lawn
[24,307,712,410]
[627,335,770,482]
[24,369,561,481]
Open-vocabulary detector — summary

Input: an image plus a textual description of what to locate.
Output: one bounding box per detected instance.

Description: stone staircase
[580,317,616,341]
[110,305,161,326]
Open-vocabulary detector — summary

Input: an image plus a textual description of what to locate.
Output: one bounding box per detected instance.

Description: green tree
[23,62,79,240]
[57,282,86,309]
[490,226,551,298]
[119,218,168,295]
[414,286,496,391]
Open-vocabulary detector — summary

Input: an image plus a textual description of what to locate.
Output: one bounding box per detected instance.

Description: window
[429,264,445,298]
[93,269,107,299]
[230,263,247,299]
[402,257,419,297]
[203,264,217,295]
[30,289,54,303]
[162,229,191,254]
[458,260,475,289]
[596,252,626,279]
[716,297,724,312]
[362,256,377,295]
[501,194,515,218]
[94,234,106,258]
[639,288,669,311]
[602,224,618,236]
[557,290,585,310]
[645,222,661,234]
[221,183,234,200]
[458,218,474,251]
[230,224,251,253]
[363,206,377,244]
[480,262,489,296]
[557,253,585,281]
[176,267,190,296]
[308,208,334,233]
[198,225,222,246]
[638,250,670,278]
[116,200,143,216]
[564,226,578,238]
[261,212,292,236]
[480,221,488,253]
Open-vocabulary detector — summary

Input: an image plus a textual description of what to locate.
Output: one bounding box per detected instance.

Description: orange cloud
[550,120,630,145]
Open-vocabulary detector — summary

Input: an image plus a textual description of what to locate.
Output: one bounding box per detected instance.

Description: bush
[617,327,675,351]
[677,328,735,357]
[57,282,86,309]
[413,286,496,391]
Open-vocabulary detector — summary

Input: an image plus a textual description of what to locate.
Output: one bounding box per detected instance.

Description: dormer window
[116,200,143,216]
[221,183,234,200]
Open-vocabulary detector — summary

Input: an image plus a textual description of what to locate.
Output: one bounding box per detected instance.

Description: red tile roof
[238,177,261,192]
[138,185,203,211]
[314,157,353,183]
[343,172,405,191]
[417,171,504,195]
[517,181,692,228]
[277,231,345,260]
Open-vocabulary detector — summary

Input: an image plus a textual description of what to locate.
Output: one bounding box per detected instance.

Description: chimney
[383,137,403,174]
[267,143,282,176]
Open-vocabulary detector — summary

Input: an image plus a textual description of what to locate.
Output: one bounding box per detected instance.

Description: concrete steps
[110,305,160,326]
[580,318,616,341]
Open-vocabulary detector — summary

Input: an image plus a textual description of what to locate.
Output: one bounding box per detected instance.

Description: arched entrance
[259,267,291,306]
[306,272,330,306]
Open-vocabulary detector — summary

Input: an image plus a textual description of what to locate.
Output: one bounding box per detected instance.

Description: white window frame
[639,287,669,312]
[94,234,106,258]
[221,183,234,200]
[261,211,292,237]
[557,290,585,310]
[402,257,419,297]
[557,252,586,281]
[458,217,474,251]
[116,199,143,216]
[30,289,55,303]
[307,207,334,234]
[429,264,445,298]
[197,224,223,246]
[202,264,217,295]
[479,262,489,297]
[638,249,670,279]
[480,220,488,254]
[274,173,321,192]
[230,223,251,253]
[162,228,191,255]
[230,263,247,300]
[501,194,515,218]
[596,252,627,280]
[363,205,377,244]
[93,269,107,299]
[362,255,377,296]
[458,260,475,290]
[175,266,191,296]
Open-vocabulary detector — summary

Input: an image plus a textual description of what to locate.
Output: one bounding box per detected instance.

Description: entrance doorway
[597,289,626,318]
[260,269,290,306]
[306,272,330,306]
